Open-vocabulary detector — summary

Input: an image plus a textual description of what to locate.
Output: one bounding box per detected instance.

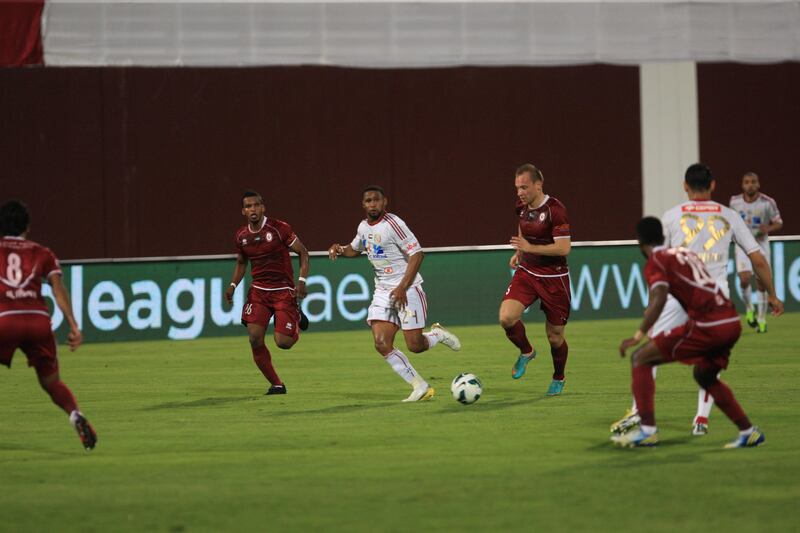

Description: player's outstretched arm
[290,237,310,299]
[226,252,248,304]
[619,284,668,357]
[49,273,83,351]
[749,251,784,316]
[328,244,360,260]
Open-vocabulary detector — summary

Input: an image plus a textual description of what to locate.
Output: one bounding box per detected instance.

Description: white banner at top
[42,1,800,66]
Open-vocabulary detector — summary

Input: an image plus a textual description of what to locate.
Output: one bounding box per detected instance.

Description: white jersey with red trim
[729,193,782,243]
[350,212,423,290]
[661,200,759,291]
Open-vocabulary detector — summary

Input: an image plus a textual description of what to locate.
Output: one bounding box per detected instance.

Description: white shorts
[367,284,428,330]
[735,240,770,274]
[649,295,689,337]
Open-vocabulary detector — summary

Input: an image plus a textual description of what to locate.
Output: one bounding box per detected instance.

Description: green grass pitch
[2,314,799,532]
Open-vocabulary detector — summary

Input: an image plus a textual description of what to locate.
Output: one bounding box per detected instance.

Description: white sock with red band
[385,349,419,385]
[423,332,440,349]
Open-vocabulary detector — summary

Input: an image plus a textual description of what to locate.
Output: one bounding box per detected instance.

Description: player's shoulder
[729,193,743,204]
[545,195,567,210]
[661,203,684,221]
[383,213,412,235]
[759,192,779,207]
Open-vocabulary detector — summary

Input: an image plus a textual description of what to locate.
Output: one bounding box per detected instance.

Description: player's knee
[693,366,718,388]
[499,313,517,330]
[546,332,563,347]
[248,335,265,349]
[275,337,295,350]
[406,338,427,353]
[631,348,647,368]
[374,339,393,356]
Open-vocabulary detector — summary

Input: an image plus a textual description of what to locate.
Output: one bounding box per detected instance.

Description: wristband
[633,330,644,342]
[298,277,307,283]
[230,282,237,288]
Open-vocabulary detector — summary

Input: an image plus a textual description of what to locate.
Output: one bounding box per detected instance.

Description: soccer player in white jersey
[328,186,461,402]
[730,172,783,333]
[611,164,783,436]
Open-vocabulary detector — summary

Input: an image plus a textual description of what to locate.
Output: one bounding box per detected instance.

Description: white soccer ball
[451,373,483,404]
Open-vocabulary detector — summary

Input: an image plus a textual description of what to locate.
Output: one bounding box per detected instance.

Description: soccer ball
[451,373,483,404]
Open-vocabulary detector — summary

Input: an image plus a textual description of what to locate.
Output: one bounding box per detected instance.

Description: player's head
[515,163,544,206]
[636,216,664,257]
[684,163,715,193]
[241,190,265,224]
[362,185,387,221]
[0,200,30,237]
[741,171,760,196]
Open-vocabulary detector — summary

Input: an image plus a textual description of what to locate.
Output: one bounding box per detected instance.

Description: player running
[328,185,461,402]
[0,200,97,450]
[225,190,310,395]
[500,164,572,396]
[612,216,783,448]
[611,164,781,436]
[730,172,783,333]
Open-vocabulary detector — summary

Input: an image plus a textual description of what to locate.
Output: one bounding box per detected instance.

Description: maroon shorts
[241,288,301,339]
[652,318,741,371]
[503,269,571,326]
[0,313,59,376]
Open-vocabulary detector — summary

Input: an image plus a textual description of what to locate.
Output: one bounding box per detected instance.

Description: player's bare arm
[509,227,523,268]
[748,251,785,316]
[757,220,783,237]
[509,235,571,257]
[49,272,83,351]
[389,251,424,310]
[619,284,668,357]
[328,243,361,260]
[225,252,248,304]
[290,238,310,299]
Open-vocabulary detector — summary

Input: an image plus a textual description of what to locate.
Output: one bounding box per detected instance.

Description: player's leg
[242,293,285,394]
[612,296,686,433]
[693,364,764,448]
[692,383,716,435]
[401,285,460,353]
[500,274,537,379]
[544,322,567,396]
[736,245,757,328]
[754,241,771,333]
[272,290,302,350]
[610,341,663,448]
[372,320,433,402]
[20,319,97,450]
[369,288,433,402]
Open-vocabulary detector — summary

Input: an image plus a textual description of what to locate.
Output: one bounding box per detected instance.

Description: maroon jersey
[0,236,61,317]
[645,246,737,324]
[234,217,297,290]
[516,195,570,276]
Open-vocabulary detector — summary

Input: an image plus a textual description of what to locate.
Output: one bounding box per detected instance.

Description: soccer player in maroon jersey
[224,191,310,395]
[0,200,97,450]
[613,217,784,448]
[500,164,572,396]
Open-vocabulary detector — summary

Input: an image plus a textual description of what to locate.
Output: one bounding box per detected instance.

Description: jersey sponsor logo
[554,223,570,232]
[405,242,419,252]
[682,204,721,213]
[384,267,394,274]
[265,232,273,242]
[539,212,547,222]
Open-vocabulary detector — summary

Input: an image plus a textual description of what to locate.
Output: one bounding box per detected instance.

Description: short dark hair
[0,200,30,237]
[516,164,543,183]
[242,190,262,205]
[684,163,714,192]
[362,185,386,197]
[636,216,665,247]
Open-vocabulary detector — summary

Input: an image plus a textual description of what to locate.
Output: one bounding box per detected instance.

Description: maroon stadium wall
[1,66,640,259]
[697,62,800,226]
[3,63,798,260]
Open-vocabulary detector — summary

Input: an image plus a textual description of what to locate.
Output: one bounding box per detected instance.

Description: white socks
[695,387,715,420]
[742,285,754,313]
[739,426,755,437]
[757,291,767,323]
[423,332,440,349]
[385,349,420,385]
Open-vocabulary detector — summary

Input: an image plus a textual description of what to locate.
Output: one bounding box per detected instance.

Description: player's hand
[296,279,307,299]
[328,244,343,261]
[509,235,532,253]
[509,252,520,269]
[768,295,784,316]
[67,326,83,351]
[225,284,235,304]
[389,286,408,310]
[618,337,639,357]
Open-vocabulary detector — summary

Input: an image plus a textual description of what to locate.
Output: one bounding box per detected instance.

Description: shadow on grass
[142,396,256,411]
[270,402,397,417]
[0,443,75,457]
